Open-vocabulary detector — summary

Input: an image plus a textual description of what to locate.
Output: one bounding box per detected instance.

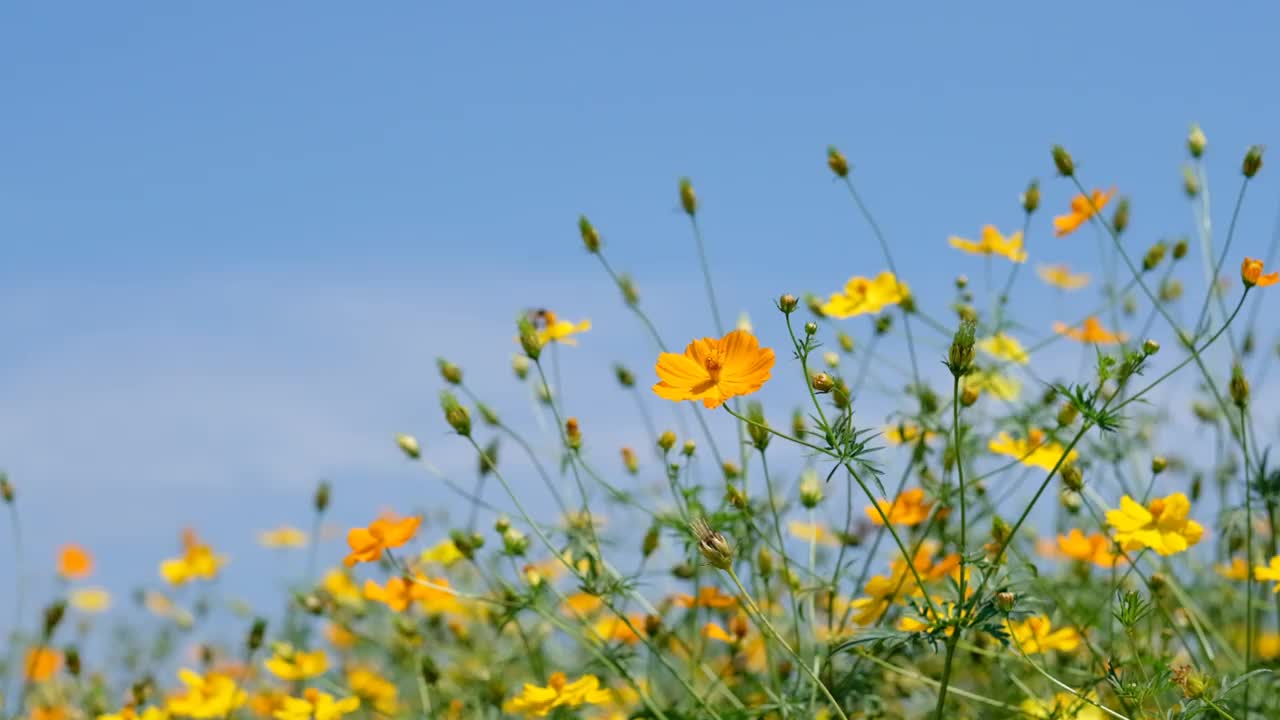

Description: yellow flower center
[1148,498,1165,517]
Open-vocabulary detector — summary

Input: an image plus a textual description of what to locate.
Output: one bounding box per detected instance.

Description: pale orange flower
[344,512,422,567]
[866,488,933,527]
[1053,316,1128,345]
[1036,264,1090,290]
[652,329,774,409]
[1242,257,1279,288]
[1053,188,1114,237]
[57,544,93,580]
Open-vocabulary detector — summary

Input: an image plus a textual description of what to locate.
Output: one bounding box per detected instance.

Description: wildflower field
[6,134,1280,720]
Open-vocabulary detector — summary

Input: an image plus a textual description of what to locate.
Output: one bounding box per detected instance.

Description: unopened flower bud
[960,386,979,407]
[621,447,638,474]
[1172,237,1189,260]
[874,315,892,335]
[804,321,818,336]
[746,401,770,451]
[947,319,977,377]
[792,409,807,438]
[810,372,834,393]
[1143,339,1160,355]
[642,525,660,557]
[777,293,798,314]
[1051,145,1075,176]
[690,517,734,571]
[43,600,67,636]
[502,527,529,556]
[679,178,698,216]
[0,473,12,504]
[247,618,267,652]
[1182,165,1200,197]
[578,215,601,253]
[517,317,543,360]
[681,440,696,457]
[995,591,1016,612]
[440,392,472,437]
[614,364,635,388]
[823,351,840,369]
[757,546,774,579]
[1151,456,1167,474]
[837,332,854,353]
[313,481,331,513]
[1230,363,1249,408]
[1021,179,1040,214]
[437,358,462,385]
[477,404,500,427]
[478,438,499,476]
[64,645,81,677]
[1057,401,1079,427]
[1243,145,1264,178]
[805,294,825,318]
[618,274,640,307]
[512,355,530,380]
[799,471,823,508]
[1187,124,1207,158]
[725,484,746,509]
[657,431,677,452]
[564,418,582,450]
[1142,242,1166,271]
[827,146,849,178]
[1112,197,1130,234]
[419,655,440,685]
[722,462,740,481]
[495,516,511,533]
[396,434,421,460]
[991,517,1012,546]
[644,614,662,637]
[1061,463,1084,492]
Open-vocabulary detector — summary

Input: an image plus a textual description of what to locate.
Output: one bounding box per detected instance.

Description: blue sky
[1,3,1278,637]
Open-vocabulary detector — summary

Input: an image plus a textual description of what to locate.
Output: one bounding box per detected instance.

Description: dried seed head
[689,517,734,571]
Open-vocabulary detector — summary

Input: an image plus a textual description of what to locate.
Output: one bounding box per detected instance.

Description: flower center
[548,672,567,692]
[704,353,724,380]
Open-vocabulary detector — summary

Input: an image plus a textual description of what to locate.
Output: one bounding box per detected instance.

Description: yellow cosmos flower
[1056,530,1124,569]
[1106,493,1204,556]
[419,539,464,567]
[166,669,247,719]
[1053,316,1127,344]
[652,329,775,409]
[323,623,357,651]
[534,311,591,346]
[502,672,612,718]
[263,646,328,681]
[977,333,1029,364]
[787,521,840,546]
[989,429,1077,471]
[1054,188,1114,237]
[160,531,227,586]
[1255,556,1280,592]
[321,569,363,607]
[561,592,603,617]
[1216,556,1251,581]
[882,423,938,446]
[70,587,112,614]
[344,512,421,567]
[272,689,360,720]
[591,614,644,646]
[1005,616,1081,654]
[964,368,1022,400]
[866,487,932,527]
[701,622,736,644]
[1260,632,1280,661]
[257,526,308,549]
[1020,692,1105,719]
[948,225,1027,263]
[1242,257,1279,288]
[820,271,910,318]
[347,667,398,715]
[850,543,960,625]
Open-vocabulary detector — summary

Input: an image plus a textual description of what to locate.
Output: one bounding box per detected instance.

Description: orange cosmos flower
[1056,529,1125,568]
[866,488,933,527]
[25,647,63,681]
[652,329,774,409]
[1053,316,1128,344]
[1242,257,1279,288]
[672,586,737,610]
[1053,188,1114,237]
[344,512,422,567]
[57,544,93,580]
